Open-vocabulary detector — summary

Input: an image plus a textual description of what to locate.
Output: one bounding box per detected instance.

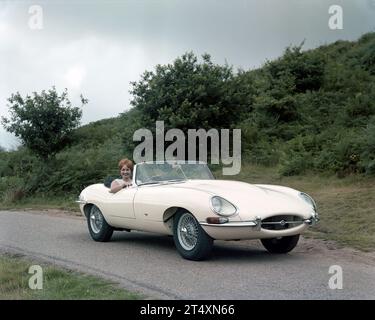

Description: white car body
[78,161,319,260]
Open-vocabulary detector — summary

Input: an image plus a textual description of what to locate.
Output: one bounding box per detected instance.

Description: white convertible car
[77,161,319,260]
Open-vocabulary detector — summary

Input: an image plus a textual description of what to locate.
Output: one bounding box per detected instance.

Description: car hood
[167,180,313,219]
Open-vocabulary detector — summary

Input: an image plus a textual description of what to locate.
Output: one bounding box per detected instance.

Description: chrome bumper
[200,217,261,229]
[75,200,87,204]
[200,214,320,230]
[304,215,320,226]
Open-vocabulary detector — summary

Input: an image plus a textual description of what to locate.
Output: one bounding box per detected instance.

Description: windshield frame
[133,161,214,186]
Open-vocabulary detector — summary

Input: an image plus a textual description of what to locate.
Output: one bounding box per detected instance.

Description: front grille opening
[261,215,303,230]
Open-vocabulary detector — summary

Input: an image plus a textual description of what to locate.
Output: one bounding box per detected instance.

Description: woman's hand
[122,181,132,188]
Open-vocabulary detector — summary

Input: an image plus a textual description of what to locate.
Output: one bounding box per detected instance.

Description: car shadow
[109,231,304,263]
[111,231,174,248]
[211,242,300,263]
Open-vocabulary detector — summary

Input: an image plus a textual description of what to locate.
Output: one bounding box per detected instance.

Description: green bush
[129,52,246,132]
[25,141,126,195]
[279,136,314,176]
[312,130,364,175]
[360,116,375,174]
[0,176,26,203]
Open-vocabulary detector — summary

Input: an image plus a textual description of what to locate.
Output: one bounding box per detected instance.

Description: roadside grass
[0,194,80,213]
[213,163,375,252]
[0,253,143,300]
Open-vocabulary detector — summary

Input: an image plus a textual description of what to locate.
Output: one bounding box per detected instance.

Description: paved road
[1,210,374,299]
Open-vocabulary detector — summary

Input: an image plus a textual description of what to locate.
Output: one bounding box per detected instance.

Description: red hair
[118,158,134,171]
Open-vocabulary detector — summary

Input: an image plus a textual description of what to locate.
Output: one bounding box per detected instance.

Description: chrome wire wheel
[89,206,104,234]
[177,212,199,251]
[173,210,214,260]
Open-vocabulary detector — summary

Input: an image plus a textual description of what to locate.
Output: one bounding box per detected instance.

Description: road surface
[1,210,374,299]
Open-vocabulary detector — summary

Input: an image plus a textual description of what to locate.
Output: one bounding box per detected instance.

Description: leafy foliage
[1,87,86,159]
[130,52,247,131]
[239,34,375,175]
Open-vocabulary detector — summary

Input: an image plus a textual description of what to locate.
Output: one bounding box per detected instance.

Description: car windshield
[135,162,214,185]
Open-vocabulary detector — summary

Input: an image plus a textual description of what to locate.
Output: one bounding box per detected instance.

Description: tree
[264,43,326,93]
[1,87,86,159]
[129,52,247,132]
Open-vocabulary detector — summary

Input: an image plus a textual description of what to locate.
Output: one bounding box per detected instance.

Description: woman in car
[110,158,134,193]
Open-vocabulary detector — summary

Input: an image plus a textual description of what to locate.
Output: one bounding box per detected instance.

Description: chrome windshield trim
[137,180,187,187]
[134,161,213,186]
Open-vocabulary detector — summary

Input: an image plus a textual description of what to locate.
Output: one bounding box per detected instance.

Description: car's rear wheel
[87,205,114,242]
[261,235,300,253]
[173,211,213,261]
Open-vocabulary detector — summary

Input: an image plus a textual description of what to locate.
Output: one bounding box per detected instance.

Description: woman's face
[120,165,132,179]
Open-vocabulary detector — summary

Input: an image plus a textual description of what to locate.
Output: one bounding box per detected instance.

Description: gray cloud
[1,0,374,149]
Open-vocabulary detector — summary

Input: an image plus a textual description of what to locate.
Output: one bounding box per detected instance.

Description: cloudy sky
[1,0,374,149]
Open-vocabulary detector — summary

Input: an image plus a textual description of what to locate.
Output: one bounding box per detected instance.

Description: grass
[0,194,80,213]
[0,253,143,300]
[214,163,375,252]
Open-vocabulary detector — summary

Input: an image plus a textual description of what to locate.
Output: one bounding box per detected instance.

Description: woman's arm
[110,180,125,193]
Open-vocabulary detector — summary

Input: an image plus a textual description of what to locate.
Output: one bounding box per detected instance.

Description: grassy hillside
[238,33,375,176]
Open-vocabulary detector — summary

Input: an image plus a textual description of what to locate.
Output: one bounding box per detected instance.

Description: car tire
[87,205,114,242]
[261,235,300,254]
[173,211,213,261]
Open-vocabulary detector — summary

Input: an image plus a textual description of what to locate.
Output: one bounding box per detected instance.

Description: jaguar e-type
[77,161,319,260]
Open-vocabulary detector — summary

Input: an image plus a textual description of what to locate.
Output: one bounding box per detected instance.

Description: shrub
[0,176,26,203]
[360,116,375,174]
[279,136,314,176]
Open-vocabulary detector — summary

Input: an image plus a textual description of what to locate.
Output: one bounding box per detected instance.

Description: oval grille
[261,215,304,230]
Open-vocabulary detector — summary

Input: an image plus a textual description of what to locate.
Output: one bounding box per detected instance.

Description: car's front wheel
[87,205,114,242]
[261,235,300,254]
[173,211,213,261]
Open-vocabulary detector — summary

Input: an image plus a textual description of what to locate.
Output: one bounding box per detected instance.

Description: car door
[103,186,137,220]
[133,185,167,221]
[132,184,171,234]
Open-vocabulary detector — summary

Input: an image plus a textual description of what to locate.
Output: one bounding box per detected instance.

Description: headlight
[299,192,317,212]
[210,196,237,217]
